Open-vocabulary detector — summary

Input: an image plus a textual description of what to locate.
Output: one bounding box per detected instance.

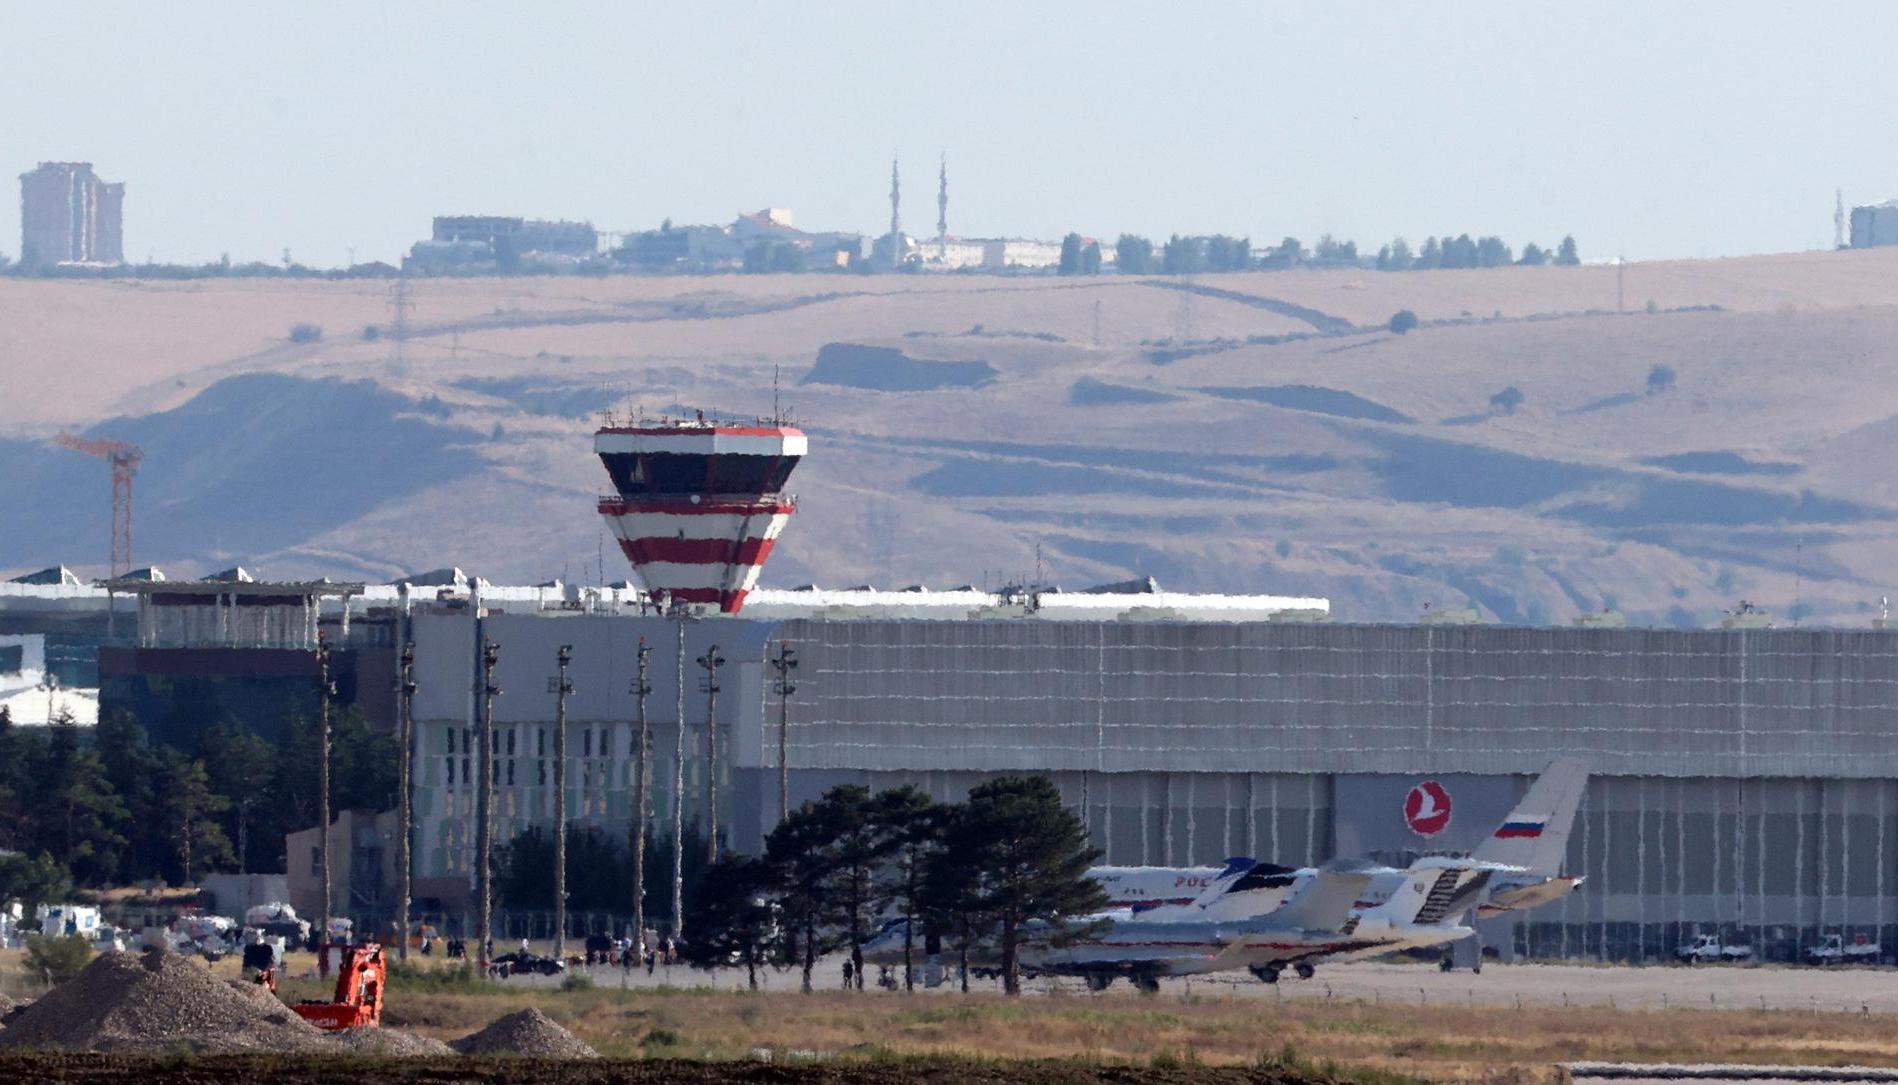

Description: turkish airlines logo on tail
[1404,780,1452,837]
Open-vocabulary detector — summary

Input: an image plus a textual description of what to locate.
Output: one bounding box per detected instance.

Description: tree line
[0,708,396,910]
[1053,232,1581,275]
[677,776,1105,996]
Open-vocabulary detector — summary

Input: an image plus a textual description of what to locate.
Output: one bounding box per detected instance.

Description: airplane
[1092,757,1588,923]
[861,759,1588,989]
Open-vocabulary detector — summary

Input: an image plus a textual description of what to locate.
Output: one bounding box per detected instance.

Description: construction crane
[54,433,143,577]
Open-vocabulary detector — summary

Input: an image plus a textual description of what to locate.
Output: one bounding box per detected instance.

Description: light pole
[768,644,798,823]
[315,635,336,965]
[395,641,416,963]
[672,612,686,940]
[548,645,574,960]
[695,644,725,865]
[475,637,501,969]
[630,638,653,952]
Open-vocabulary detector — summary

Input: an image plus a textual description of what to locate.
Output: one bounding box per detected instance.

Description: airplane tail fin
[1473,756,1589,876]
[1273,858,1379,930]
[1186,856,1260,908]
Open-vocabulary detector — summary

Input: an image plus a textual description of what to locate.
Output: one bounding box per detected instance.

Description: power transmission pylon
[54,434,142,576]
[389,279,413,367]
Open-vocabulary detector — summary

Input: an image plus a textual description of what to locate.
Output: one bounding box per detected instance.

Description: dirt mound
[0,949,332,1054]
[453,1007,596,1058]
[331,1028,453,1057]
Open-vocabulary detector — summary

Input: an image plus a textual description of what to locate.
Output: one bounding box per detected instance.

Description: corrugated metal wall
[772,621,1898,778]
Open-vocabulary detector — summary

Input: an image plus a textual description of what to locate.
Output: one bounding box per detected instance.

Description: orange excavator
[248,941,385,1031]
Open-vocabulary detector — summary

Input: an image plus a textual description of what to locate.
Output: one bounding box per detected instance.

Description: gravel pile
[0,948,333,1054]
[332,1027,455,1057]
[453,1007,597,1059]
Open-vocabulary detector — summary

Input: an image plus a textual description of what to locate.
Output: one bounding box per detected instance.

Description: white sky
[3,2,1891,266]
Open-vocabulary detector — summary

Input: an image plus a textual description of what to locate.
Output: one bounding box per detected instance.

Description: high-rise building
[19,162,124,267]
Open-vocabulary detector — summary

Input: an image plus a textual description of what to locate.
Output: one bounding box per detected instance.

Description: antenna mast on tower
[888,155,902,271]
[1836,189,1847,250]
[937,154,948,262]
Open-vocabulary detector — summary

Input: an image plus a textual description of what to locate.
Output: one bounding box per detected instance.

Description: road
[496,955,1898,1013]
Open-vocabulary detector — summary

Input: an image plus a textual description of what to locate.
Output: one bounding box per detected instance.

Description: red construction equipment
[292,942,386,1031]
[53,433,143,577]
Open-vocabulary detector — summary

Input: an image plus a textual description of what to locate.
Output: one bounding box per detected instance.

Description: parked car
[1807,932,1880,965]
[1676,933,1751,963]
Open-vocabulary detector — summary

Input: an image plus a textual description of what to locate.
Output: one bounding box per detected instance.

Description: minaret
[888,155,902,270]
[1836,188,1847,249]
[937,154,949,262]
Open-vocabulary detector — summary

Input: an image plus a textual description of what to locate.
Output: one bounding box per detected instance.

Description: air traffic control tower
[594,413,805,613]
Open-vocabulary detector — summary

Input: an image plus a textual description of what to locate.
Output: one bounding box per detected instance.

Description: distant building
[620,209,863,273]
[19,162,124,268]
[1849,201,1898,248]
[405,215,598,273]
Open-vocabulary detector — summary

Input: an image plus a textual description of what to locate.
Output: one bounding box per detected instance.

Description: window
[310,847,321,876]
[446,756,455,786]
[583,729,592,758]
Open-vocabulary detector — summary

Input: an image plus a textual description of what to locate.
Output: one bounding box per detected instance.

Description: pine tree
[160,752,233,883]
[953,776,1104,995]
[202,724,274,872]
[94,710,162,881]
[874,786,942,991]
[681,853,776,989]
[33,715,128,885]
[1556,235,1580,265]
[764,797,845,992]
[1114,234,1153,274]
[1057,233,1084,276]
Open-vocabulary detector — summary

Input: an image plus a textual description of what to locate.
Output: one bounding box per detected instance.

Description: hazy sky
[5,2,1893,266]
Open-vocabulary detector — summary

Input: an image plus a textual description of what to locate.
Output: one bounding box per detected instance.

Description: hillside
[5,248,1898,627]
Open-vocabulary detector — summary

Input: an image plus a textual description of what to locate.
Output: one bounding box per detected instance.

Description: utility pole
[548,645,574,960]
[768,643,799,823]
[671,613,686,940]
[696,644,726,865]
[475,637,501,969]
[316,635,336,964]
[630,638,653,952]
[394,641,416,963]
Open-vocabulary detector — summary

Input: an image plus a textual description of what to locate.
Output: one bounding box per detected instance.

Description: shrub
[1388,309,1419,335]
[1647,364,1676,394]
[25,933,93,985]
[560,971,594,992]
[1489,385,1525,414]
[288,323,323,343]
[361,324,381,341]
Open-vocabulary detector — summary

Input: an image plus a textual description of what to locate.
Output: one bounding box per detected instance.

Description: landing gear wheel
[1294,962,1315,980]
[1133,973,1161,995]
[1249,965,1281,984]
[1439,957,1454,972]
[1085,974,1114,992]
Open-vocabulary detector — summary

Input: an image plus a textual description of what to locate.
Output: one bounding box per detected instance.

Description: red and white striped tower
[595,415,805,614]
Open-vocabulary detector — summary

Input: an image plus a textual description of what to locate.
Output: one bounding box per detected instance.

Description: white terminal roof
[2,575,1328,624]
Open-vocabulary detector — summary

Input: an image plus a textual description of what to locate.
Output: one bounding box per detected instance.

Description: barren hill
[6,248,1898,627]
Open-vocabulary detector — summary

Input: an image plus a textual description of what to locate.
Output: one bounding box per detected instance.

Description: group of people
[584,932,676,974]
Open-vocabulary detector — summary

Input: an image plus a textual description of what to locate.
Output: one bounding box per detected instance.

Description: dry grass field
[6,249,1898,625]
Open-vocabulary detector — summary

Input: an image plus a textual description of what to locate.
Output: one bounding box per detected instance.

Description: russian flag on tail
[1494,820,1546,838]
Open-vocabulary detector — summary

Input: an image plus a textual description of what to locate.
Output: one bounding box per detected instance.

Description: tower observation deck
[595,414,806,613]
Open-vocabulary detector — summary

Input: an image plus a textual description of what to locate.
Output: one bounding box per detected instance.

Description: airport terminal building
[9,569,1898,963]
